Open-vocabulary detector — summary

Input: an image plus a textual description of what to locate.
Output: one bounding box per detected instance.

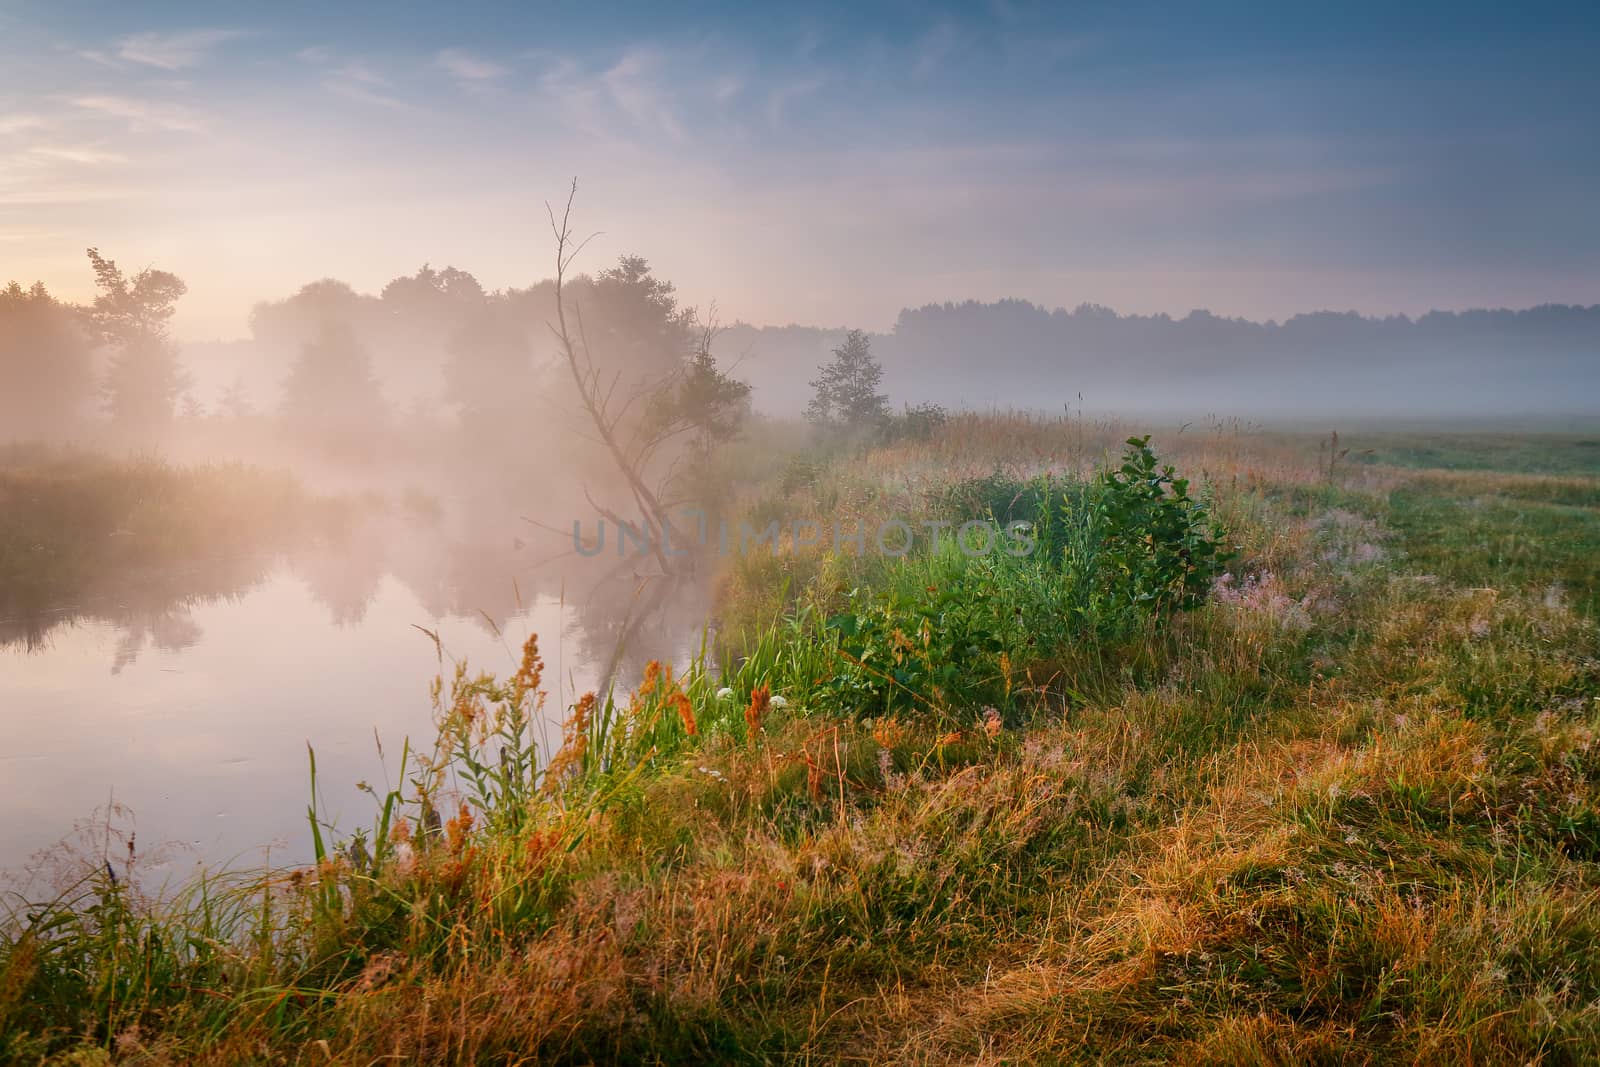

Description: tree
[380,264,486,320]
[806,328,888,432]
[581,254,698,384]
[442,301,535,427]
[651,338,752,462]
[380,264,489,397]
[250,279,375,351]
[0,281,93,439]
[544,184,750,571]
[639,329,752,509]
[281,319,387,448]
[85,248,189,431]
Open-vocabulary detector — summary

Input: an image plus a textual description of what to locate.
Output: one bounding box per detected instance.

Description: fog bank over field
[711,301,1600,418]
[167,287,1600,426]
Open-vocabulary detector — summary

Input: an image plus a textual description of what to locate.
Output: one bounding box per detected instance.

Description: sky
[2,0,1598,341]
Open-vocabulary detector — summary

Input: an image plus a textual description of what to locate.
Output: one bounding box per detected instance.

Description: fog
[7,7,1600,1054]
[3,206,1598,866]
[717,301,1600,418]
[1,239,735,865]
[2,241,729,667]
[5,241,1598,553]
[14,253,1596,447]
[7,237,1595,682]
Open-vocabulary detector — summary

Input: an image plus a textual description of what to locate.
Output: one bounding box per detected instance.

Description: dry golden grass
[7,418,1600,1064]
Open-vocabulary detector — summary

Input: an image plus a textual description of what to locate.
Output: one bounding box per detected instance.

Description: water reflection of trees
[3,506,710,687]
[294,524,389,627]
[0,553,274,658]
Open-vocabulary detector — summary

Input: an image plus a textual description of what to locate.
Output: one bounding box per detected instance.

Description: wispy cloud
[330,60,387,86]
[116,29,244,71]
[0,114,50,136]
[436,48,508,83]
[302,53,411,109]
[531,53,610,137]
[69,95,207,133]
[602,47,684,140]
[27,145,127,165]
[73,48,121,68]
[325,82,408,109]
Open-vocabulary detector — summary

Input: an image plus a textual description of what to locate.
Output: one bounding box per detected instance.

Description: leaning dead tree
[544,181,749,575]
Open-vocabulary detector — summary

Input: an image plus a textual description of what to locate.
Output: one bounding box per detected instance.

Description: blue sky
[2,0,1597,338]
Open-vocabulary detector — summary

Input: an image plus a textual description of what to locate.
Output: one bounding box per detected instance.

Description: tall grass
[5,420,1599,1063]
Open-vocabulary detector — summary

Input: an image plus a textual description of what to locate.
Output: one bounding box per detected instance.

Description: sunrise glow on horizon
[3,0,1597,341]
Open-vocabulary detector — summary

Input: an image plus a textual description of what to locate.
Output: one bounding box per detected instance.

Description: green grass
[5,421,1600,1065]
[1348,430,1600,477]
[1387,485,1600,619]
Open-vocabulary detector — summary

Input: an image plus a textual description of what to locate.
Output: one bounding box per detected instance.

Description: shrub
[1088,435,1231,612]
[883,402,949,443]
[820,437,1230,722]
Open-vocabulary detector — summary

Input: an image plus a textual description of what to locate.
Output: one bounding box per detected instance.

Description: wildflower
[543,691,596,793]
[746,684,770,739]
[639,660,664,699]
[769,694,789,709]
[672,691,698,736]
[873,717,907,749]
[513,633,544,695]
[445,802,474,854]
[716,686,735,701]
[982,706,1002,739]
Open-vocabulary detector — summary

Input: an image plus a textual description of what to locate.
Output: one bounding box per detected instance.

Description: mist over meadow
[30,262,1596,453]
[720,299,1600,417]
[4,3,1600,1062]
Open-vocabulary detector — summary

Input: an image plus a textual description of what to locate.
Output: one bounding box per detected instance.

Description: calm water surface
[0,521,702,877]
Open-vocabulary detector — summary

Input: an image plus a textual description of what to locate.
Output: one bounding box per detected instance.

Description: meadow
[3,417,1599,1065]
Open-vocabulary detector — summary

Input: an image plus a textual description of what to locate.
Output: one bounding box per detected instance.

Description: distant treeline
[713,300,1600,416]
[2,255,700,451]
[8,247,1597,438]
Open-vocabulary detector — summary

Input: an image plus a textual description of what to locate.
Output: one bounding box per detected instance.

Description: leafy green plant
[817,438,1230,722]
[824,563,1011,719]
[1088,435,1232,613]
